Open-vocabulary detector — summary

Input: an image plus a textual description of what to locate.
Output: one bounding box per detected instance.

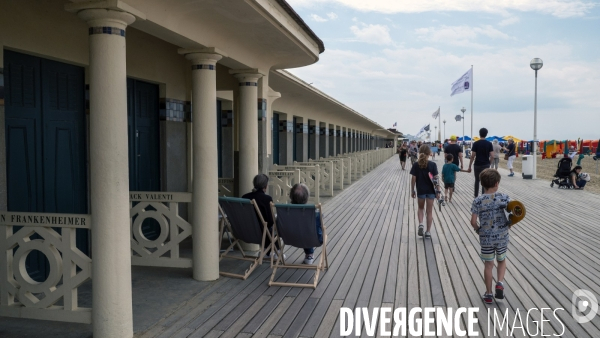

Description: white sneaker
[303,254,315,264]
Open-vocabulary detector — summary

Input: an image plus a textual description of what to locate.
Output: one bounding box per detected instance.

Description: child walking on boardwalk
[470,168,510,304]
[410,144,440,239]
[442,154,468,203]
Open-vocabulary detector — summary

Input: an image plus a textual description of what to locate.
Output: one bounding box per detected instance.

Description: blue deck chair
[218,197,274,280]
[269,202,328,289]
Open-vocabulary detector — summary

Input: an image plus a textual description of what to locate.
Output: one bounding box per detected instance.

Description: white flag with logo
[432,107,440,119]
[416,124,430,138]
[450,68,473,96]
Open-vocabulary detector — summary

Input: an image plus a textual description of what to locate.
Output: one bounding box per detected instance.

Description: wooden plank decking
[138,155,600,338]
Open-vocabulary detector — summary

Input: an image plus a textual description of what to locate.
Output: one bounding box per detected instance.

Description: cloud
[310,14,328,22]
[286,43,600,139]
[415,25,513,48]
[327,12,339,20]
[499,16,520,26]
[350,23,393,45]
[286,0,595,18]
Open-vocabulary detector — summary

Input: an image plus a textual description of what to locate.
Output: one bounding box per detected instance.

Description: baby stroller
[551,157,573,189]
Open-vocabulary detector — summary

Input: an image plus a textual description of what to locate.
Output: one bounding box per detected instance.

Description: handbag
[504,153,509,160]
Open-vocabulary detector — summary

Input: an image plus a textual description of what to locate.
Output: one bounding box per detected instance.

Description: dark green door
[127,79,160,240]
[272,113,279,164]
[5,50,87,282]
[127,79,159,191]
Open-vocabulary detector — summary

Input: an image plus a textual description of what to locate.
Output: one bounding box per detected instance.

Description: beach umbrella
[502,135,521,143]
[543,141,547,153]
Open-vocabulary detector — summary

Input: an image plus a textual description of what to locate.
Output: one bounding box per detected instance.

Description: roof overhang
[67,0,323,71]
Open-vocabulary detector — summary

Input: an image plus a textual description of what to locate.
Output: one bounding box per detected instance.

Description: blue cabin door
[4,50,87,282]
[127,79,160,240]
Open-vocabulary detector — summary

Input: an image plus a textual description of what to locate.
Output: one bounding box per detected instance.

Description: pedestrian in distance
[408,141,418,166]
[491,139,501,170]
[468,128,494,197]
[470,169,510,304]
[503,139,516,176]
[399,143,408,170]
[410,144,440,239]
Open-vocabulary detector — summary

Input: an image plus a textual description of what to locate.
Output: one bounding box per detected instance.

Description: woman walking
[399,143,408,170]
[410,144,440,239]
[491,139,501,169]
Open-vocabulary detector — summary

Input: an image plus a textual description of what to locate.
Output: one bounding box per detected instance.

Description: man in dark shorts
[468,128,494,197]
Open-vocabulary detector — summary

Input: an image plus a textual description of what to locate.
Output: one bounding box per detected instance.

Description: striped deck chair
[268,202,328,289]
[218,197,273,280]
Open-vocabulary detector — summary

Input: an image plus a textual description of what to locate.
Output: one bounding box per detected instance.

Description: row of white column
[75,8,263,338]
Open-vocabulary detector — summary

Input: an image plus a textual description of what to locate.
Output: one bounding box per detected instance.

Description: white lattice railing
[295,161,334,197]
[335,156,352,185]
[338,155,360,181]
[268,170,301,204]
[272,165,320,203]
[130,192,192,268]
[0,212,92,323]
[364,152,373,171]
[312,158,344,190]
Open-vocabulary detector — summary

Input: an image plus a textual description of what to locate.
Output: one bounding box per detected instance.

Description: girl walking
[410,144,440,239]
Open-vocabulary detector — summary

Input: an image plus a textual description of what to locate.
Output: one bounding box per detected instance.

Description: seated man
[289,183,323,264]
[242,174,282,258]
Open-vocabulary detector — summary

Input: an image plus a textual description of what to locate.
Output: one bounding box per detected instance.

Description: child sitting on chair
[470,169,510,305]
[442,154,468,203]
[289,183,323,264]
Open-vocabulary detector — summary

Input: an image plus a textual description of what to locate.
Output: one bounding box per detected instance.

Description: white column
[77,9,135,338]
[231,71,263,194]
[181,50,223,281]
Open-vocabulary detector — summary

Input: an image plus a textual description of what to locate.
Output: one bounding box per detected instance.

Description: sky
[285,0,600,141]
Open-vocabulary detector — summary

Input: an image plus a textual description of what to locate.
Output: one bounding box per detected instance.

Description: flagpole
[470,65,473,146]
[438,106,441,142]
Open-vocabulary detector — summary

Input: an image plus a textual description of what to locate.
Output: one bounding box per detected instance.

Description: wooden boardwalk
[138,156,600,338]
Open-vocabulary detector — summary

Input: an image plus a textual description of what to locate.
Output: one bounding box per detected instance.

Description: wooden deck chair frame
[218,197,274,280]
[268,202,328,289]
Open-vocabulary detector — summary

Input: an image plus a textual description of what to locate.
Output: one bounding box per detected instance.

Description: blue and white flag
[432,107,440,119]
[416,124,430,138]
[450,68,473,96]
